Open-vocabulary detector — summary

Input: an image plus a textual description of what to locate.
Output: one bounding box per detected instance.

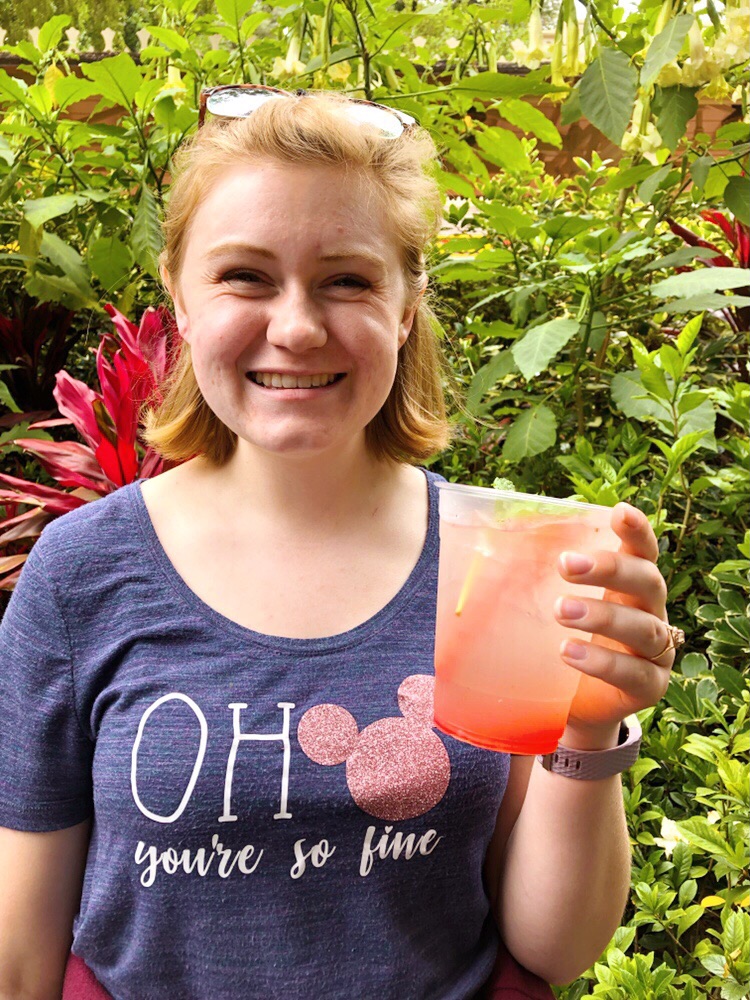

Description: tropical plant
[0,304,175,588]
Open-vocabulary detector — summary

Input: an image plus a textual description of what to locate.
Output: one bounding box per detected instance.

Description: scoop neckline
[129,467,440,655]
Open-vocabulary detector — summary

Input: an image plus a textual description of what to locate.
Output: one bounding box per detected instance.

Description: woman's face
[166,160,420,461]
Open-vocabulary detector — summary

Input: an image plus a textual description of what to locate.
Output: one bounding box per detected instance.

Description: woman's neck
[188,438,408,537]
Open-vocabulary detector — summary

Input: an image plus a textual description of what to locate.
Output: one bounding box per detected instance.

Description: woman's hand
[553,502,677,744]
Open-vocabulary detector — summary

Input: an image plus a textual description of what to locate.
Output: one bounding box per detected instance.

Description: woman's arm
[0,821,90,1000]
[486,745,630,984]
[484,502,674,985]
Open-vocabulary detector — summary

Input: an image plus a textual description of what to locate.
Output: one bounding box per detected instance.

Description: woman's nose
[265,287,327,352]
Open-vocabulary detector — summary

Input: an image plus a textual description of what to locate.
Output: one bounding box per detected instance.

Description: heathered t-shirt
[0,469,510,1000]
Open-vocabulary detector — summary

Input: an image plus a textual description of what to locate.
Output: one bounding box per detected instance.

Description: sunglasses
[198,84,417,138]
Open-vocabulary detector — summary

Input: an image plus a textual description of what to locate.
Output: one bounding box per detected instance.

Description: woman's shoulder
[33,482,143,580]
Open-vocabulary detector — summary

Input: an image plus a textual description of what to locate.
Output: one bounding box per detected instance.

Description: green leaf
[722,911,746,955]
[676,395,715,442]
[672,429,710,464]
[54,75,100,110]
[0,69,28,104]
[690,154,714,190]
[638,165,672,204]
[724,176,750,227]
[560,86,582,126]
[455,69,568,100]
[611,371,670,421]
[130,186,163,279]
[641,14,695,88]
[495,99,562,148]
[640,365,670,400]
[713,663,747,698]
[630,758,660,785]
[676,313,703,356]
[484,204,532,236]
[509,0,530,23]
[40,232,91,294]
[23,193,89,228]
[88,237,134,292]
[680,652,708,677]
[0,380,20,413]
[474,126,531,174]
[655,86,699,150]
[25,271,96,309]
[665,292,750,314]
[80,53,143,110]
[214,0,255,29]
[579,49,638,145]
[145,25,190,52]
[651,268,750,298]
[701,954,728,976]
[511,318,579,380]
[466,350,517,414]
[676,818,736,863]
[543,216,596,242]
[671,841,693,882]
[37,14,72,54]
[502,405,557,462]
[0,136,13,166]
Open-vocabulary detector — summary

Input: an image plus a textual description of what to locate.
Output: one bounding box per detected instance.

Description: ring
[654,623,686,660]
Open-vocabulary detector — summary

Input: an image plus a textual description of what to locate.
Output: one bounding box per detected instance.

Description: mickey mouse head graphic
[297,674,451,822]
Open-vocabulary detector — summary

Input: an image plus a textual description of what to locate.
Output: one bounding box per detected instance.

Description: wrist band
[537,715,642,780]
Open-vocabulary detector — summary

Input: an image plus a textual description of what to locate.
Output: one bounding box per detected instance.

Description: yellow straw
[454,533,492,616]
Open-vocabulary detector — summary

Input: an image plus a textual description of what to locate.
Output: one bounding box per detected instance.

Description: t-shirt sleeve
[0,534,94,831]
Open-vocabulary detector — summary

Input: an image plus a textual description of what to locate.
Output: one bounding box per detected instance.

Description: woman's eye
[332,276,369,289]
[223,270,261,284]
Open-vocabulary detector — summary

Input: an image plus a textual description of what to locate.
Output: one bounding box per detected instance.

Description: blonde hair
[144,91,451,465]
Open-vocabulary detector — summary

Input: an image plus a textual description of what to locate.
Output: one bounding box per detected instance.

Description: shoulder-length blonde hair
[144,91,451,465]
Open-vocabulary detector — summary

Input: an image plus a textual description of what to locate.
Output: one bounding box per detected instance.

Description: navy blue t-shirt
[0,469,510,1000]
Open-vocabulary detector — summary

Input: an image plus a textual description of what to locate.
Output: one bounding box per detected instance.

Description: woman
[0,89,680,1000]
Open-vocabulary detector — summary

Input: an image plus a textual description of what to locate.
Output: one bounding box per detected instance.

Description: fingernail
[558,597,587,620]
[562,552,594,575]
[618,503,639,527]
[562,641,588,661]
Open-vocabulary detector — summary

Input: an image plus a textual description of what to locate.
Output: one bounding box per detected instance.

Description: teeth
[251,372,338,389]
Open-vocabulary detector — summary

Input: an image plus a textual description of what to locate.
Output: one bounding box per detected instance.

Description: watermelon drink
[433,484,621,754]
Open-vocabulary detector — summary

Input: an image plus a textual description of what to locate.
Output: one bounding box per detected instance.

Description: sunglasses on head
[198,84,417,138]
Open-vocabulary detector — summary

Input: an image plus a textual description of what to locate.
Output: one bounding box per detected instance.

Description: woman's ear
[161,265,190,342]
[398,277,428,348]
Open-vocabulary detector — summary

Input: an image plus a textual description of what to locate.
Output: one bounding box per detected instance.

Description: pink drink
[433,486,620,754]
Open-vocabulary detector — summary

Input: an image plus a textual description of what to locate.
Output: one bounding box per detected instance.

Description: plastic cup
[433,483,621,755]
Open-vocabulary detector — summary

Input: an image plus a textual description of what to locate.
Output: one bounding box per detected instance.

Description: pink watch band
[537,715,642,779]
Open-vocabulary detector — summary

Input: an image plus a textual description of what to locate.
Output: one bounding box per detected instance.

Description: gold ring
[654,623,686,660]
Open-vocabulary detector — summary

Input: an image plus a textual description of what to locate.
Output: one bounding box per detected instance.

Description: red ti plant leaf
[0,473,89,515]
[700,210,750,268]
[666,218,733,267]
[12,439,111,493]
[54,370,104,452]
[1,304,177,589]
[104,304,177,408]
[95,341,139,486]
[736,221,750,269]
[700,210,736,245]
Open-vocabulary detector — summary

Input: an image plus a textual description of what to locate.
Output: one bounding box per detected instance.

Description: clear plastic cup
[433,483,621,754]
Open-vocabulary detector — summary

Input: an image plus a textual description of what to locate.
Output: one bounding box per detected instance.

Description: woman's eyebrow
[203,241,387,269]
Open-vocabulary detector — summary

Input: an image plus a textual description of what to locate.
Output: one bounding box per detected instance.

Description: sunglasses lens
[205,87,281,118]
[345,103,416,138]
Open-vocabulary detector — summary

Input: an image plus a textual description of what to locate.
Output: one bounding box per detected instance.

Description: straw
[454,532,492,616]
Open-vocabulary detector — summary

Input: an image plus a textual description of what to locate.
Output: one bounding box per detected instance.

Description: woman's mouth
[247,372,346,389]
